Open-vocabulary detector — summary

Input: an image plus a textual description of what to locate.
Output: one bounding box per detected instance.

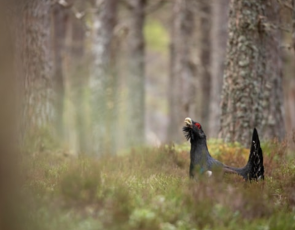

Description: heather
[21,138,295,230]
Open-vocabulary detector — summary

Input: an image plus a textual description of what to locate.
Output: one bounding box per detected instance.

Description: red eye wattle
[195,123,201,129]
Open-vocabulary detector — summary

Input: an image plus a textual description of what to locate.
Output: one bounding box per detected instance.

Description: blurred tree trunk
[90,0,117,154]
[0,1,21,229]
[20,0,55,150]
[72,17,88,154]
[67,2,88,154]
[168,0,196,143]
[199,0,211,134]
[220,0,266,146]
[261,0,285,140]
[51,3,69,140]
[126,0,146,147]
[289,1,295,131]
[288,80,295,130]
[208,0,229,138]
[293,0,295,51]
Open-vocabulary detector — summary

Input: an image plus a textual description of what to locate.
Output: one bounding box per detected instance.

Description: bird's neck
[189,137,210,177]
[190,137,209,159]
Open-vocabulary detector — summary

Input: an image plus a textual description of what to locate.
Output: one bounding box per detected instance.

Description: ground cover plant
[21,138,295,230]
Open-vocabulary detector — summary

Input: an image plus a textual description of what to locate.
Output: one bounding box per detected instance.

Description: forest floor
[20,139,295,230]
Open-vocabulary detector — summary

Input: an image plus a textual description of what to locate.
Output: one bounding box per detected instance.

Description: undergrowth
[20,140,295,230]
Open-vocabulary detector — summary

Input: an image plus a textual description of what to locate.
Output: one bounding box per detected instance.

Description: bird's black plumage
[183,117,264,181]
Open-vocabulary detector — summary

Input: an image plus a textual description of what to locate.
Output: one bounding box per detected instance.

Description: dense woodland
[2,0,295,154]
[0,0,295,230]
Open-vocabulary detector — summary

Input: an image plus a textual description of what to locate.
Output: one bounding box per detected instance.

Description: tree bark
[90,0,117,154]
[126,0,146,147]
[20,0,55,150]
[208,0,229,138]
[168,0,196,143]
[71,15,88,154]
[199,0,211,134]
[261,0,285,140]
[289,1,295,131]
[220,0,266,146]
[51,3,69,140]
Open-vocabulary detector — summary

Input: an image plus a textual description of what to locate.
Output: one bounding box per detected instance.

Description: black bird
[183,117,264,181]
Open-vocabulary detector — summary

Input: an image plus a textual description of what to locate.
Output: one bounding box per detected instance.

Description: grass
[19,140,295,230]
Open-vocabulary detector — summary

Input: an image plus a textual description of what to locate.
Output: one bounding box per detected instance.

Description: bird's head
[183,117,206,141]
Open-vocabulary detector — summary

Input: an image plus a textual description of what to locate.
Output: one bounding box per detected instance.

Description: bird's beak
[184,117,192,127]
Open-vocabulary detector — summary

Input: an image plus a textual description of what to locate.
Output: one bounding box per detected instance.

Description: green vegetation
[21,141,295,230]
[144,19,169,53]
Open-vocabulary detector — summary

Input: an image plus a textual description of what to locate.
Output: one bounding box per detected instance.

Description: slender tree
[220,0,266,146]
[293,0,295,52]
[51,2,69,139]
[71,9,88,154]
[208,0,229,138]
[288,0,295,130]
[199,0,212,134]
[90,0,117,154]
[168,0,197,143]
[126,0,147,147]
[0,1,21,228]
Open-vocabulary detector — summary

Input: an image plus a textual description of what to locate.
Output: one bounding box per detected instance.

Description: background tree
[168,0,197,143]
[20,0,55,150]
[198,0,212,134]
[208,0,229,138]
[261,0,285,140]
[220,0,267,146]
[125,0,147,147]
[89,0,118,154]
[51,2,69,140]
[68,1,88,154]
[0,1,21,229]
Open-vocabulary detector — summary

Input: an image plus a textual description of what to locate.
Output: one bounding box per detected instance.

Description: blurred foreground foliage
[21,140,295,230]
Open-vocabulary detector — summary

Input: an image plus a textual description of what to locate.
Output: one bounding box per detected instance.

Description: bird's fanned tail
[246,128,264,180]
[225,128,264,180]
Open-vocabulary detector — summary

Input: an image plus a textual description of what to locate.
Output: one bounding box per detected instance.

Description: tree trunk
[292,0,295,52]
[20,0,55,150]
[168,0,196,143]
[51,3,68,140]
[261,0,285,140]
[90,0,117,154]
[72,16,88,154]
[208,0,229,138]
[0,1,21,229]
[288,1,295,131]
[220,0,266,146]
[199,1,211,134]
[126,0,146,147]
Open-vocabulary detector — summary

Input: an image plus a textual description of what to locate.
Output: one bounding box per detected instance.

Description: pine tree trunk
[208,0,229,138]
[52,3,68,140]
[289,1,295,131]
[20,0,55,150]
[0,3,19,228]
[220,0,266,146]
[199,1,211,134]
[90,0,117,154]
[61,2,88,155]
[168,0,196,143]
[71,16,88,154]
[126,0,146,147]
[261,0,285,140]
